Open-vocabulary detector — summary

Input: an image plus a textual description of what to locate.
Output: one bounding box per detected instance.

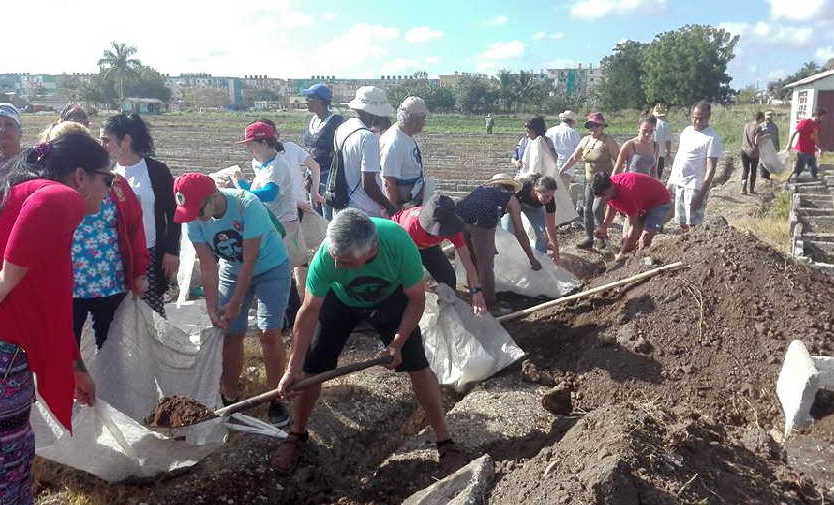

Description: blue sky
[4,0,833,89]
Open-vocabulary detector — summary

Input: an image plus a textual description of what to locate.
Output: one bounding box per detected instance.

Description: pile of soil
[489,402,817,504]
[145,396,213,428]
[507,223,834,433]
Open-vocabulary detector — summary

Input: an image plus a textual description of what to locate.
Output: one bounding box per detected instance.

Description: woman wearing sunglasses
[102,113,179,317]
[42,122,150,350]
[0,132,110,504]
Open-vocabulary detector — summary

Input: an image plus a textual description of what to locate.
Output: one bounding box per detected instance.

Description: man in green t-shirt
[274,208,461,473]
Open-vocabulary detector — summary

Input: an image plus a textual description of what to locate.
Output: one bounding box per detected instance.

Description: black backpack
[324,127,368,210]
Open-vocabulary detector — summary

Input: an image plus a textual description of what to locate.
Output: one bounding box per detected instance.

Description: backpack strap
[336,127,371,198]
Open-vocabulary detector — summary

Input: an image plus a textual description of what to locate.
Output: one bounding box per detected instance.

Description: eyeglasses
[91,170,115,188]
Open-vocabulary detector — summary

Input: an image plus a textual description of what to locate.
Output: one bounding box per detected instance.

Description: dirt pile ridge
[145,396,213,428]
[508,222,834,432]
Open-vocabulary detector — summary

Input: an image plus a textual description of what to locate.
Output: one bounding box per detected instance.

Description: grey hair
[397,108,426,128]
[326,208,378,258]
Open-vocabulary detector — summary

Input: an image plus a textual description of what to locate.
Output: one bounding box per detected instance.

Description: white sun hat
[558,110,577,121]
[399,96,428,115]
[348,86,395,117]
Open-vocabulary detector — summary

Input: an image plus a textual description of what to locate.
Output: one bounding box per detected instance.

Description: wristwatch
[468,287,483,295]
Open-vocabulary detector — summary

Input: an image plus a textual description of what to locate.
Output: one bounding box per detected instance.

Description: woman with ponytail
[0,132,110,503]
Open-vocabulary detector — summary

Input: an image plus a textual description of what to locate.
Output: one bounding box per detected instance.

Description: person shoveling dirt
[145,396,214,428]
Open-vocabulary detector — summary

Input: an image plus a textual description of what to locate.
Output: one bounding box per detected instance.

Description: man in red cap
[174,172,294,427]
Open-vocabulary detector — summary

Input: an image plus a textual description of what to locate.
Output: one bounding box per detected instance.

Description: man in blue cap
[0,103,22,170]
[301,83,344,219]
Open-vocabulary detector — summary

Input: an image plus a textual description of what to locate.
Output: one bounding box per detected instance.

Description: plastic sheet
[759,138,787,175]
[421,284,525,392]
[31,297,226,482]
[458,228,581,299]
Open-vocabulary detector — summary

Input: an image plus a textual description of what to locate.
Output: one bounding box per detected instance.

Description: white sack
[176,231,198,307]
[457,228,581,299]
[420,284,525,392]
[32,297,226,482]
[300,209,328,257]
[759,138,787,175]
[519,137,579,226]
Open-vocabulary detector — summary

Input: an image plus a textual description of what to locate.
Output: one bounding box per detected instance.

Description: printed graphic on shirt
[212,229,244,262]
[345,276,391,304]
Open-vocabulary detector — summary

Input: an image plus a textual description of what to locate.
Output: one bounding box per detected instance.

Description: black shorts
[303,287,430,374]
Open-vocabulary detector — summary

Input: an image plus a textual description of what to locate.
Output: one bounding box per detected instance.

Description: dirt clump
[145,396,214,428]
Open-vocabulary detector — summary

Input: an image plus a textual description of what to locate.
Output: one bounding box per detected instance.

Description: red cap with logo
[236,121,277,143]
[173,173,217,223]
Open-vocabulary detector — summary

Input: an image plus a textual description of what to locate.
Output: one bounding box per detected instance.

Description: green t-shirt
[306,218,424,307]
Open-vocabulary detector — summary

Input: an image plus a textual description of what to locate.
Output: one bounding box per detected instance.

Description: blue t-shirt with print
[186,189,288,278]
[72,194,127,298]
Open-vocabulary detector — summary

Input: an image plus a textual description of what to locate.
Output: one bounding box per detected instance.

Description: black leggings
[741,152,759,190]
[419,245,456,288]
[73,293,127,349]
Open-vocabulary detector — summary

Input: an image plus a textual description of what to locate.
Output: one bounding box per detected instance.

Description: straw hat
[485,173,522,193]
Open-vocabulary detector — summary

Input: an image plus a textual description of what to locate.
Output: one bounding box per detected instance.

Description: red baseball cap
[236,121,276,143]
[173,173,217,223]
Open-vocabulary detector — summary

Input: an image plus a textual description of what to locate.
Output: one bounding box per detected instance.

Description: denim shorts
[641,203,671,233]
[218,261,291,335]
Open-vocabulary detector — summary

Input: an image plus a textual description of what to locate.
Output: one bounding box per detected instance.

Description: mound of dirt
[145,396,213,428]
[489,402,814,505]
[507,223,834,432]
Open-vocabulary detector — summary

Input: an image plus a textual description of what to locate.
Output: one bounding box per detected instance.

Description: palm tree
[98,42,142,105]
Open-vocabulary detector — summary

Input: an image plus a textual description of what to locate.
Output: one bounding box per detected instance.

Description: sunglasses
[91,170,115,188]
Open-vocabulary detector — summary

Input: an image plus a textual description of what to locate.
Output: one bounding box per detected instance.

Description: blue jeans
[794,152,818,178]
[501,205,547,253]
[218,261,291,335]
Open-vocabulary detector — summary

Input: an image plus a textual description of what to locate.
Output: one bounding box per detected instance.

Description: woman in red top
[0,132,110,504]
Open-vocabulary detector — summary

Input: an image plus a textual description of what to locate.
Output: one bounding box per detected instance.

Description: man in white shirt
[652,104,673,180]
[333,86,397,217]
[545,110,581,175]
[381,96,427,207]
[667,102,722,230]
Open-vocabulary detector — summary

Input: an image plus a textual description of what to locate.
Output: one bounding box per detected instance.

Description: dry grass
[733,190,792,252]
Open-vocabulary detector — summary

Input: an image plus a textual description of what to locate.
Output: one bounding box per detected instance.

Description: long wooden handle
[214,355,393,417]
[497,261,685,323]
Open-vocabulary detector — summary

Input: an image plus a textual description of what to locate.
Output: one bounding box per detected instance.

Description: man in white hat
[0,103,22,170]
[652,104,673,180]
[545,110,581,175]
[381,96,428,208]
[331,86,396,218]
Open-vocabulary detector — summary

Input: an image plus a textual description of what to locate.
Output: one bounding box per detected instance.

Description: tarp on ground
[31,297,225,482]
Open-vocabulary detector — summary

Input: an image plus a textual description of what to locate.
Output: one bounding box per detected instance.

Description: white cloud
[323,12,337,21]
[769,0,834,21]
[719,21,814,47]
[479,41,525,60]
[533,32,565,40]
[570,0,666,20]
[315,24,401,73]
[424,57,441,64]
[477,61,500,74]
[382,58,421,73]
[484,15,509,26]
[405,26,444,43]
[817,46,834,63]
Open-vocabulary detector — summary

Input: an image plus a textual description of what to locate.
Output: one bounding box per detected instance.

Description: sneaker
[268,400,291,427]
[577,238,594,250]
[437,440,470,475]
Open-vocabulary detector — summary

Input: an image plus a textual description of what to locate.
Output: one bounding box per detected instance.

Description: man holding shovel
[275,208,462,473]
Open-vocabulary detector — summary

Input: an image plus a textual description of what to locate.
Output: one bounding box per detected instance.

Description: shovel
[154,355,393,430]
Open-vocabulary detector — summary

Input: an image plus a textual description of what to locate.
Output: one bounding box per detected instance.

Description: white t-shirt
[251,152,298,223]
[380,124,424,201]
[545,122,581,167]
[668,126,722,190]
[279,141,313,208]
[334,117,384,217]
[654,118,672,157]
[115,158,156,249]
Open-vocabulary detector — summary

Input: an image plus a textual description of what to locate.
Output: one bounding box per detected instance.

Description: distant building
[438,72,492,88]
[785,69,834,150]
[547,64,603,96]
[288,75,440,106]
[165,73,244,108]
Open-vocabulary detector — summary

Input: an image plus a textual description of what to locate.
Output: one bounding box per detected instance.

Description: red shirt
[795,119,820,154]
[392,207,465,249]
[0,180,86,430]
[607,173,671,217]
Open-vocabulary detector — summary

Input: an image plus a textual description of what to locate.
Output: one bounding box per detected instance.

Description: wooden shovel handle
[214,355,393,417]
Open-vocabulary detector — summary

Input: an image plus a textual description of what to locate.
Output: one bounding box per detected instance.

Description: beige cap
[399,96,428,115]
[558,110,577,121]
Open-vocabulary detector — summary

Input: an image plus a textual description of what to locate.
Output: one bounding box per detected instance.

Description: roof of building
[785,69,834,89]
[125,97,165,104]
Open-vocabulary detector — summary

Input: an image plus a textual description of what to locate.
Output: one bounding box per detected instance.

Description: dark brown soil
[145,396,214,428]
